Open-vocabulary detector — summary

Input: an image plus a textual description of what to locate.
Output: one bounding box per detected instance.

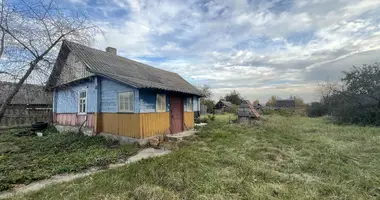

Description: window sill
[77,113,87,115]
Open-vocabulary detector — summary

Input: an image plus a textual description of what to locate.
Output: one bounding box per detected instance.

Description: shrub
[262,108,307,117]
[307,102,328,117]
[208,115,216,121]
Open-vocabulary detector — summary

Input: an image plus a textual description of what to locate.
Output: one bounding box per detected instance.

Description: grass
[8,115,380,199]
[0,128,139,192]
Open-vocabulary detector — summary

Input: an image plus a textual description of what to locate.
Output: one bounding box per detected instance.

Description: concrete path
[0,148,171,199]
[165,130,198,141]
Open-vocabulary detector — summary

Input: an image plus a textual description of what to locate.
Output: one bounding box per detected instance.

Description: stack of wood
[238,100,260,124]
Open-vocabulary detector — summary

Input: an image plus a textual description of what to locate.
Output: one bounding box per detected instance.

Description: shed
[47,40,202,140]
[214,100,235,113]
[0,82,52,126]
[238,100,260,124]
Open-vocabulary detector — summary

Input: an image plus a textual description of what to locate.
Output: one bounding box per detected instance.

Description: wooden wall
[99,112,170,139]
[1,107,52,127]
[184,112,194,129]
[140,112,170,138]
[100,113,140,138]
[55,113,95,128]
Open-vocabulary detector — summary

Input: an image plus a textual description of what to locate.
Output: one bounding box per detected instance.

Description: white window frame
[186,97,193,112]
[156,94,167,112]
[78,89,87,114]
[118,91,134,113]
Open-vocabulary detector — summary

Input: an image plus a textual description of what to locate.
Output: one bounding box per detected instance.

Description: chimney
[106,47,117,55]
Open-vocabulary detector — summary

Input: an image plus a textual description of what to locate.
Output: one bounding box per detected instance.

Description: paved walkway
[0,148,171,199]
[165,130,198,141]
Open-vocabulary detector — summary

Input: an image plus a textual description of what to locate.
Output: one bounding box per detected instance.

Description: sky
[62,0,380,103]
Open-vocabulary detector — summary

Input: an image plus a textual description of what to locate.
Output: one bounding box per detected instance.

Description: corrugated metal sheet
[51,41,202,96]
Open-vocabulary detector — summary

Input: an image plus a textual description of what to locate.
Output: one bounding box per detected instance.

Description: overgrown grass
[0,129,139,192]
[9,116,380,199]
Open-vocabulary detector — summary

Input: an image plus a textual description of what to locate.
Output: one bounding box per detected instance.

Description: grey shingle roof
[61,41,201,96]
[0,82,52,105]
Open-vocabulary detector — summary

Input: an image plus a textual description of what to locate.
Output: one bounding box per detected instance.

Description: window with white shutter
[118,91,134,112]
[156,94,166,112]
[78,90,87,114]
[186,97,193,112]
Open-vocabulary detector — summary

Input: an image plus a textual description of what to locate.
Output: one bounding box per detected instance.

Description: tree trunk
[0,58,40,122]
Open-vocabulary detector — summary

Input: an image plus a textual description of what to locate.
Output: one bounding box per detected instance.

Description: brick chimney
[106,47,117,55]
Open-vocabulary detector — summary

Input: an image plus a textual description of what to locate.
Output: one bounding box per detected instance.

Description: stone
[149,138,160,148]
[36,132,43,137]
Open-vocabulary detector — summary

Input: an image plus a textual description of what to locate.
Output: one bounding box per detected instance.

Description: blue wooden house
[47,41,201,139]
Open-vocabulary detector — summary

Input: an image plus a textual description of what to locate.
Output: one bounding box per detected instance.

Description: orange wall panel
[99,112,170,139]
[140,112,170,138]
[184,112,194,129]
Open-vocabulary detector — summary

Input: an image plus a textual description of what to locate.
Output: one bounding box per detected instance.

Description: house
[46,41,201,140]
[276,99,296,108]
[0,82,52,126]
[214,100,235,113]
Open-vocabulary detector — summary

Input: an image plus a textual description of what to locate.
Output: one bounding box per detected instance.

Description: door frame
[169,95,184,134]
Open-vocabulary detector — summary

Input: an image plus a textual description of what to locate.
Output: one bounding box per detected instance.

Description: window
[78,90,87,114]
[156,94,166,112]
[119,91,134,112]
[186,97,193,112]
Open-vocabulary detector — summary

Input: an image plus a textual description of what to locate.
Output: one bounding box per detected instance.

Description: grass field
[8,115,380,199]
[0,129,139,192]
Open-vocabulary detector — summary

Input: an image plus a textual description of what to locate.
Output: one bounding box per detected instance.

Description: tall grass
[10,116,380,200]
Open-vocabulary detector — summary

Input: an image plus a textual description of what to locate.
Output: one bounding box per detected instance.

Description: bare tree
[0,0,97,122]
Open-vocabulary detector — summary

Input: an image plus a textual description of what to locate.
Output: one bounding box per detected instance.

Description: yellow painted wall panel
[184,112,194,129]
[99,112,170,139]
[140,112,170,138]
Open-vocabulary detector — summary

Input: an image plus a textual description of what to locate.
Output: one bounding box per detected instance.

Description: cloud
[69,0,380,103]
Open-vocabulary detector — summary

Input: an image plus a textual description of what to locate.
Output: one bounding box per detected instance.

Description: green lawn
[0,128,139,192]
[8,115,380,199]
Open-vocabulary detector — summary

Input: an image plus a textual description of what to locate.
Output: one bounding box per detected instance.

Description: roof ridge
[64,40,178,75]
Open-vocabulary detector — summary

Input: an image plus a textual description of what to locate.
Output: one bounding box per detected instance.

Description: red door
[170,95,183,134]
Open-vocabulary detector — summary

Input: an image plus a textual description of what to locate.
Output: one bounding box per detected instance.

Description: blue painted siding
[55,79,97,113]
[100,78,139,113]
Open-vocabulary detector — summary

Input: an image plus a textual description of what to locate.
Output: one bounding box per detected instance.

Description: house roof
[48,41,202,96]
[0,82,52,105]
[216,100,235,108]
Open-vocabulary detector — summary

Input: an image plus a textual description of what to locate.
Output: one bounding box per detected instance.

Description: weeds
[10,115,380,200]
[0,132,139,191]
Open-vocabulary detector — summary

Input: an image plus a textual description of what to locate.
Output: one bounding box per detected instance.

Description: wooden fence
[0,106,52,127]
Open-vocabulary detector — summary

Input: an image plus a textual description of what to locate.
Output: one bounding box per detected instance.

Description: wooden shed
[237,100,260,124]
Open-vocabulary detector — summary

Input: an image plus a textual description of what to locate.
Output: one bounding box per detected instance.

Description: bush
[262,108,307,117]
[207,115,216,121]
[307,102,328,117]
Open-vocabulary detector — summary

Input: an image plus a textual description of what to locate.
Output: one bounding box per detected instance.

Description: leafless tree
[0,0,97,122]
[316,81,339,104]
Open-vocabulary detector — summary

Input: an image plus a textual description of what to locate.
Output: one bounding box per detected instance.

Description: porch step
[165,130,198,142]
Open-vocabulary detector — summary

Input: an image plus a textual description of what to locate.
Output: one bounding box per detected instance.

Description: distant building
[276,99,296,108]
[0,82,52,126]
[0,82,52,109]
[214,100,235,113]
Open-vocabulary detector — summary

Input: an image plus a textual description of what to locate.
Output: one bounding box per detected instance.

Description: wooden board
[184,112,194,129]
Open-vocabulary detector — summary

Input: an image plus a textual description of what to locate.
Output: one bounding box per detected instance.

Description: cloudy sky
[64,0,380,103]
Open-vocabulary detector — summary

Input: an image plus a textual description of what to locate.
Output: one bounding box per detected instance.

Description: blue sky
[64,0,380,103]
